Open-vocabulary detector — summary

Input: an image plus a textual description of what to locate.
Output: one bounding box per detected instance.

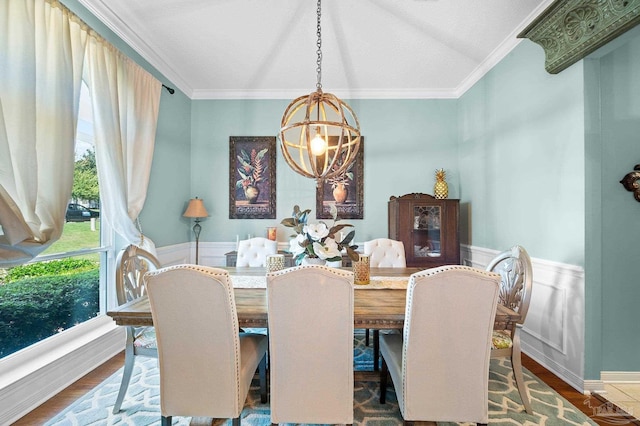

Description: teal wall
[141,90,192,247]
[584,57,604,381]
[584,28,640,376]
[458,41,585,265]
[190,99,458,244]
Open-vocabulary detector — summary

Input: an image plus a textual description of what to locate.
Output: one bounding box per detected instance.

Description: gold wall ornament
[518,0,640,74]
[278,0,361,182]
[620,164,640,202]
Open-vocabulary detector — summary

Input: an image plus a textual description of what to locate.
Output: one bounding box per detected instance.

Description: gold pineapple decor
[434,168,449,199]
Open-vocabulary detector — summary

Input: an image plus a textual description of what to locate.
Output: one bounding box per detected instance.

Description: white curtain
[0,0,87,267]
[83,37,161,254]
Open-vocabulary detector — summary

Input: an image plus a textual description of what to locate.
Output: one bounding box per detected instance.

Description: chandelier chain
[316,0,322,91]
[278,0,361,181]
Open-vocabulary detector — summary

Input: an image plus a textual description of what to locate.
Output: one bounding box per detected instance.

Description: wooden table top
[107,267,520,329]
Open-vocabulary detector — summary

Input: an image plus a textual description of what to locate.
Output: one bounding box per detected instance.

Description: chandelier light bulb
[310,129,327,156]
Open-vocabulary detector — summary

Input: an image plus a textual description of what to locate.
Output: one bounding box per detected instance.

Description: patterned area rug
[46,330,597,425]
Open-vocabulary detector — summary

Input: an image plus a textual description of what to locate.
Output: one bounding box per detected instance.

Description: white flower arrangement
[281,205,359,265]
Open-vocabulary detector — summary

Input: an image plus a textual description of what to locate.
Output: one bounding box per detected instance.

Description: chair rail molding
[519,0,640,74]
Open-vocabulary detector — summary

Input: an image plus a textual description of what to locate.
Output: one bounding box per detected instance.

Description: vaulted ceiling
[78,0,553,99]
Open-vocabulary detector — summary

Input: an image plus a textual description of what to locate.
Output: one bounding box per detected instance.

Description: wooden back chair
[487,245,534,414]
[112,244,160,413]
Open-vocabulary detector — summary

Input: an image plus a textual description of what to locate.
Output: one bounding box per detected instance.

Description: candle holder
[267,226,277,241]
[353,254,370,285]
[266,254,286,272]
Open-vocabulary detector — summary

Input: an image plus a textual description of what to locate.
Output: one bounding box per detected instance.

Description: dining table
[106,266,521,330]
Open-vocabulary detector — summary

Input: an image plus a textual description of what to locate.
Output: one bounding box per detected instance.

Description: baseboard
[0,316,124,425]
[584,379,607,394]
[601,371,640,383]
[522,339,591,393]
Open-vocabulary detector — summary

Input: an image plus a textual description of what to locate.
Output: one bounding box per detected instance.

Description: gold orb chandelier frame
[278,0,361,182]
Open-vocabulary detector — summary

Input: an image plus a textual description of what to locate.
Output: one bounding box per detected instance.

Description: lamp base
[193,221,202,265]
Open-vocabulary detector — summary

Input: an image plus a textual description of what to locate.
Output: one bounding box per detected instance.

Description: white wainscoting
[160,241,291,268]
[461,244,589,392]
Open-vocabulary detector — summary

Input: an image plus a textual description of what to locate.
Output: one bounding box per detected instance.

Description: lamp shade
[183,197,209,218]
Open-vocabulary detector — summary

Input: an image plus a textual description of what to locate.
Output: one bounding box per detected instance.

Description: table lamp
[183,197,209,264]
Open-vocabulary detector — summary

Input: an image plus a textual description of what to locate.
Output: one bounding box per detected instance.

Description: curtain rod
[46,1,173,96]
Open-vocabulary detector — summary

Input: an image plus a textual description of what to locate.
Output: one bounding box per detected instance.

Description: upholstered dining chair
[267,265,354,425]
[145,265,268,426]
[112,244,161,414]
[486,245,534,414]
[236,237,277,267]
[364,238,407,268]
[379,266,500,425]
[363,238,407,368]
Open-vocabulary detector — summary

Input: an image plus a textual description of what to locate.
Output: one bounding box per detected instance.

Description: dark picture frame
[229,136,276,219]
[316,137,364,219]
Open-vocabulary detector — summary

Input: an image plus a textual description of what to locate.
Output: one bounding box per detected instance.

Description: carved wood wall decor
[518,0,640,74]
[620,164,640,202]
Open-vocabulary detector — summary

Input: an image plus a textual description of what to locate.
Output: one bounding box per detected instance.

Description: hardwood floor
[13,352,640,425]
[522,354,640,426]
[13,353,126,425]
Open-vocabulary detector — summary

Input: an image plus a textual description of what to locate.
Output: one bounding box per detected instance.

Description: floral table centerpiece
[281,205,359,266]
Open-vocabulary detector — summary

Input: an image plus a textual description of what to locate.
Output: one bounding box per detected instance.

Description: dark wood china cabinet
[388,193,460,268]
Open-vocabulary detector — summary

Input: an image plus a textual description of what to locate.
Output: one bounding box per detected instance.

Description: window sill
[0,315,124,424]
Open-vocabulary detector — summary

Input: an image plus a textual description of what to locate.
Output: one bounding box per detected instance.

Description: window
[0,83,111,359]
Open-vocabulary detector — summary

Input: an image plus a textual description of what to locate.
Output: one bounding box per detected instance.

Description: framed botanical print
[316,137,364,219]
[229,136,276,219]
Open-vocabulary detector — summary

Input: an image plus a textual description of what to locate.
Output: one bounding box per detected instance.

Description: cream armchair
[112,244,161,414]
[236,237,277,267]
[487,245,534,414]
[145,265,268,426]
[267,265,354,425]
[379,266,500,425]
[363,238,407,369]
[364,238,406,267]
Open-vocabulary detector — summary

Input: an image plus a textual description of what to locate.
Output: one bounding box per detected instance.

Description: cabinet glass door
[412,205,441,258]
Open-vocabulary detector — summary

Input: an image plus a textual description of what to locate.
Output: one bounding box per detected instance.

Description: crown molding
[77,0,194,97]
[519,0,640,74]
[190,88,459,100]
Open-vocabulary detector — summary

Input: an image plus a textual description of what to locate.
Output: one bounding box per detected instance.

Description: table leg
[373,330,380,371]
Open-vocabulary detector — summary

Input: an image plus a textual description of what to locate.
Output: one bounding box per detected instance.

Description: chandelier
[279,0,361,183]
